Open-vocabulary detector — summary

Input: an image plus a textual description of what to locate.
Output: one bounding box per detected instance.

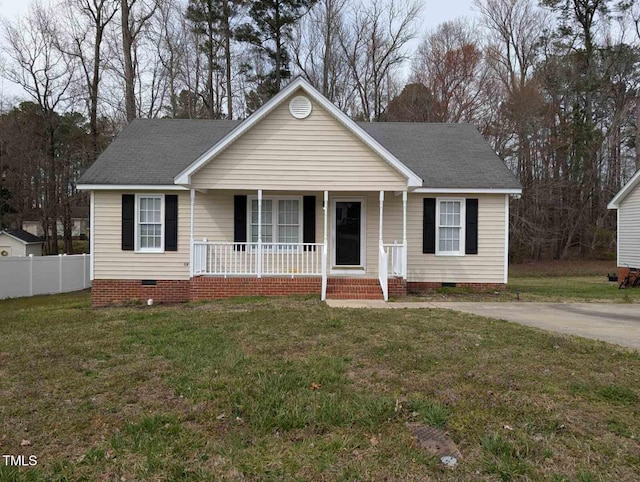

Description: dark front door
[335,201,361,266]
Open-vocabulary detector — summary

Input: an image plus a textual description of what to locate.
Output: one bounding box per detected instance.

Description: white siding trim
[135,194,165,253]
[90,191,95,281]
[77,184,188,191]
[608,168,640,209]
[174,77,422,187]
[504,194,509,284]
[413,187,522,194]
[616,208,620,267]
[435,198,465,256]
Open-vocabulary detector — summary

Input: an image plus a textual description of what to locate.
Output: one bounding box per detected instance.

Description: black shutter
[303,196,316,251]
[465,198,478,255]
[122,194,135,251]
[165,195,178,251]
[234,195,247,251]
[423,198,436,254]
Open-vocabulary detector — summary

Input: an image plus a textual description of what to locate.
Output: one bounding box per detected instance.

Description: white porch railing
[378,245,388,301]
[193,241,325,277]
[382,241,406,278]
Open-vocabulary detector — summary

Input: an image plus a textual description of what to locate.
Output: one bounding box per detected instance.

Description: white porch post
[189,189,195,277]
[379,191,384,246]
[257,189,263,278]
[402,190,408,279]
[321,190,328,301]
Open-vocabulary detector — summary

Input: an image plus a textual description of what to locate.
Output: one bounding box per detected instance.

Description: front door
[335,201,362,266]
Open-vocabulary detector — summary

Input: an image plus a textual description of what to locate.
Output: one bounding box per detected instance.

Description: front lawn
[406,260,640,303]
[1,292,639,480]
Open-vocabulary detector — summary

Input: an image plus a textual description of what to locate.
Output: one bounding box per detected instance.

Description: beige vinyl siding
[192,190,404,278]
[405,194,507,283]
[93,191,190,280]
[92,189,507,282]
[190,89,407,191]
[618,183,640,267]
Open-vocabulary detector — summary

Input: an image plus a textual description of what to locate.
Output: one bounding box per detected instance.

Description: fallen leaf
[309,382,322,390]
[369,435,378,446]
[216,413,226,420]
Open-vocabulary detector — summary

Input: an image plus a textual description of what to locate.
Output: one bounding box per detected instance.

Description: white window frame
[135,194,165,253]
[435,197,465,256]
[247,195,304,247]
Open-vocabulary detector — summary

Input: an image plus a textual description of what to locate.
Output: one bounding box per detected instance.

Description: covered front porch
[187,189,408,300]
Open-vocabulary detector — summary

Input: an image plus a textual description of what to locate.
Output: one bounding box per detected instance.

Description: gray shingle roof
[1,229,43,244]
[357,122,521,189]
[79,119,241,185]
[79,118,521,189]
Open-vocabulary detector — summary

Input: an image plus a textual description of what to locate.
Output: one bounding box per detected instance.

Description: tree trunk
[121,0,137,123]
[274,2,281,91]
[90,22,104,157]
[224,0,233,119]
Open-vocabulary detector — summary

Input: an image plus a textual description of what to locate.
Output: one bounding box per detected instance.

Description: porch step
[325,278,384,300]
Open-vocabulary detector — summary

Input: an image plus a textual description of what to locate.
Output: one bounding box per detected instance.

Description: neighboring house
[608,169,640,279]
[78,77,522,306]
[22,207,90,238]
[0,229,44,257]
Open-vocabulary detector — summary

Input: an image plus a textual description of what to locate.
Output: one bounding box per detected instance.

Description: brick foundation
[388,278,407,298]
[91,276,508,307]
[618,267,630,283]
[92,279,191,307]
[190,276,322,301]
[407,281,506,295]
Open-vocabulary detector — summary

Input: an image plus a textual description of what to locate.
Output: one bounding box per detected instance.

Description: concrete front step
[325,278,384,300]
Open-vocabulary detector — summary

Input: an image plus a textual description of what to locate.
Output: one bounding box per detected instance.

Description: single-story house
[608,169,640,279]
[0,229,44,257]
[78,77,522,306]
[22,207,90,238]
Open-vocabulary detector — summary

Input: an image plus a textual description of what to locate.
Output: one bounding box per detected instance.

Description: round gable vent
[289,95,312,119]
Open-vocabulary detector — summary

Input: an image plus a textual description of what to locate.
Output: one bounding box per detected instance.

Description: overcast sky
[0,0,479,101]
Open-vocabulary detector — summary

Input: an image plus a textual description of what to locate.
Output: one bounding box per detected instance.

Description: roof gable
[174,77,423,187]
[608,169,640,209]
[189,91,408,191]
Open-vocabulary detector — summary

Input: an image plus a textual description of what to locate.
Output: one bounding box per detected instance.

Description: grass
[1,291,640,480]
[404,260,640,303]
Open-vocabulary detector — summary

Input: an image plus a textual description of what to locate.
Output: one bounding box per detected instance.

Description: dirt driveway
[326,300,640,350]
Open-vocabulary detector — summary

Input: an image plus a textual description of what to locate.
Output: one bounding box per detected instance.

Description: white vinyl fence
[0,254,91,300]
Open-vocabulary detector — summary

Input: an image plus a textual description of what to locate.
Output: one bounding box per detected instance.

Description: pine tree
[187,0,243,119]
[238,0,318,110]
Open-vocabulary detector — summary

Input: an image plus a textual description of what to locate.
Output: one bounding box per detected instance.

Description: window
[436,199,464,255]
[137,195,163,251]
[249,197,301,244]
[250,199,273,243]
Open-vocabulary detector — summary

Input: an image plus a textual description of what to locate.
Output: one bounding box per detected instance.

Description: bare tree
[120,0,157,122]
[412,19,487,123]
[58,0,119,157]
[340,0,421,120]
[293,0,352,107]
[474,0,542,94]
[1,3,77,254]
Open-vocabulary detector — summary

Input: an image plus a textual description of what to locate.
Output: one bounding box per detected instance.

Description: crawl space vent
[289,95,312,119]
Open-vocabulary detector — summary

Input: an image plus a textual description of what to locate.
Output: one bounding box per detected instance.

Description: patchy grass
[1,292,640,480]
[510,260,616,278]
[404,260,640,303]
